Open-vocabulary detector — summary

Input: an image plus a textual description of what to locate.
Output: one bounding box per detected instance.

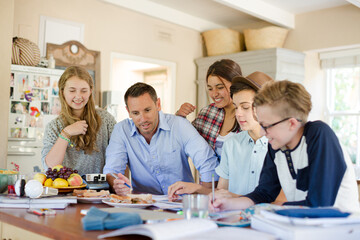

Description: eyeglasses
[260,117,302,134]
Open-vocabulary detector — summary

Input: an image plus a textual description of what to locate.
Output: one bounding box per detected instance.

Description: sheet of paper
[153,195,182,210]
[152,195,169,201]
[100,207,182,220]
[153,202,182,210]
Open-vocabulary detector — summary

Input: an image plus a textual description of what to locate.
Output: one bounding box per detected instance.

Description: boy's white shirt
[275,137,308,202]
[334,143,360,213]
[275,137,359,213]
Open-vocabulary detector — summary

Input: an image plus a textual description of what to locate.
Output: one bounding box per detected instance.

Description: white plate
[77,197,109,204]
[102,199,154,208]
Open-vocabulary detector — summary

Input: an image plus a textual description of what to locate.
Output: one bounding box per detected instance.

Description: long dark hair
[206,59,242,132]
[206,59,242,83]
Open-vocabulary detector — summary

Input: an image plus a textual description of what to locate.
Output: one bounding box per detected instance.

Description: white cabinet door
[1,222,51,240]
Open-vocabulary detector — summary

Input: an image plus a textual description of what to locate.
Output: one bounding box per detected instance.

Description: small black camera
[85,174,106,182]
[83,174,109,190]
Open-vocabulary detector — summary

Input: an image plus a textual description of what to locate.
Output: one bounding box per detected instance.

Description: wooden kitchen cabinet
[1,221,51,240]
[0,204,120,240]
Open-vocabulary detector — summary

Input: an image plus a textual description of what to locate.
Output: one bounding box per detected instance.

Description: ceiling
[102,0,358,31]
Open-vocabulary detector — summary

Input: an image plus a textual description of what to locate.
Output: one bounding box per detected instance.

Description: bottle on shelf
[48,54,56,69]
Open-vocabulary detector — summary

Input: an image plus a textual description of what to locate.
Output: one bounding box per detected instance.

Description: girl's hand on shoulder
[176,103,196,117]
[64,120,88,136]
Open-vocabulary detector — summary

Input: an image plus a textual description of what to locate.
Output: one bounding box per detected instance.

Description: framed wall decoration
[46,41,101,106]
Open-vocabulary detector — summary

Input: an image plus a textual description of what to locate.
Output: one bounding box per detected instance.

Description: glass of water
[182,194,209,220]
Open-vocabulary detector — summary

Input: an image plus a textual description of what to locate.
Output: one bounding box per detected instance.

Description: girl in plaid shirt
[176,59,242,158]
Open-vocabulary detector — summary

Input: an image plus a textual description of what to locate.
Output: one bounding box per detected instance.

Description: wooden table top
[0,203,146,240]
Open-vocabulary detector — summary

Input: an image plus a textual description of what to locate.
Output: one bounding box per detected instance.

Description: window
[321,48,360,165]
[326,67,360,164]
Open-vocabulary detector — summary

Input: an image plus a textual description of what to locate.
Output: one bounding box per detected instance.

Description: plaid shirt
[192,103,225,150]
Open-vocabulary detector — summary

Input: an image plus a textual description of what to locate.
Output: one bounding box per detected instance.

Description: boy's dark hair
[124,82,158,107]
[230,72,274,98]
[230,77,257,98]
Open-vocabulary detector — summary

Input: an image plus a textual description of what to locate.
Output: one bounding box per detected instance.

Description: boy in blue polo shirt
[211,80,359,212]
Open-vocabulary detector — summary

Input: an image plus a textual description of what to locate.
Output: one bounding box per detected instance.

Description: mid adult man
[104,82,219,195]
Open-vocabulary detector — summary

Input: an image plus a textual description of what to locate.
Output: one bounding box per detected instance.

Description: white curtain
[320,47,360,69]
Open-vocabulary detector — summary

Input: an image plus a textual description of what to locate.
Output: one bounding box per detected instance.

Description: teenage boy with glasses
[210,80,359,212]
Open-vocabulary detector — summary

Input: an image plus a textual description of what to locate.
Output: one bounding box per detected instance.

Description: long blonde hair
[58,66,101,154]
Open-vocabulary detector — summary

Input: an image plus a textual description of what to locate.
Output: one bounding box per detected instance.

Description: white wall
[0,0,14,168]
[303,52,325,121]
[12,0,202,111]
[285,5,360,52]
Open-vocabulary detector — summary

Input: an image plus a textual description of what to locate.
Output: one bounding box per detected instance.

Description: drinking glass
[182,194,209,220]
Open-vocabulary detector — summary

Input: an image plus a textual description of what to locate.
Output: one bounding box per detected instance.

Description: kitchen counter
[0,203,145,240]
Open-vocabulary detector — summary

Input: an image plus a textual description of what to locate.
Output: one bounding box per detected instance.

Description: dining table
[0,202,152,240]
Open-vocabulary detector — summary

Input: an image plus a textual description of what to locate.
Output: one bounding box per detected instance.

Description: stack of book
[0,195,77,209]
[251,208,360,240]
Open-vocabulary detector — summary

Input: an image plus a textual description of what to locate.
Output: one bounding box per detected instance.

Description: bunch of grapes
[45,167,78,181]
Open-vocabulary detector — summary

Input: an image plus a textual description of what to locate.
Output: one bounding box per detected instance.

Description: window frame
[325,66,360,165]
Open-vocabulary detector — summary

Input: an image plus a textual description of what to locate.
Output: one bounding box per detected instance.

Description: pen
[111,173,132,189]
[212,174,215,203]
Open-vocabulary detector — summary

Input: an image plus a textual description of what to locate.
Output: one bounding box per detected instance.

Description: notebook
[98,218,276,240]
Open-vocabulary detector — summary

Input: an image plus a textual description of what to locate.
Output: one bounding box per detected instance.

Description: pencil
[111,173,132,189]
[212,174,215,203]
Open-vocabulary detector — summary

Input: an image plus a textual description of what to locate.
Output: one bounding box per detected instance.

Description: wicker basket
[202,28,242,56]
[243,26,289,51]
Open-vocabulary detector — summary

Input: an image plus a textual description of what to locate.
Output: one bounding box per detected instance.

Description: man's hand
[112,173,132,196]
[175,103,196,118]
[168,181,201,201]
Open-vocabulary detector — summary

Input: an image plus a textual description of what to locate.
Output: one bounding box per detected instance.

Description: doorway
[108,53,176,121]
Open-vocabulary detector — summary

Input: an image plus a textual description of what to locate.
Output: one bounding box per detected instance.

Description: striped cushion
[11,37,40,66]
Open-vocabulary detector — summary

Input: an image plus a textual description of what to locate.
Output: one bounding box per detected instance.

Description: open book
[98,218,276,240]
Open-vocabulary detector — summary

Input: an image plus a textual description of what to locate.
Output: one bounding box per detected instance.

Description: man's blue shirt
[104,111,219,194]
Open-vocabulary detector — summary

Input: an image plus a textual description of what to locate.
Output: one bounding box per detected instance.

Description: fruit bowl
[0,170,18,193]
[42,165,85,192]
[51,183,87,193]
